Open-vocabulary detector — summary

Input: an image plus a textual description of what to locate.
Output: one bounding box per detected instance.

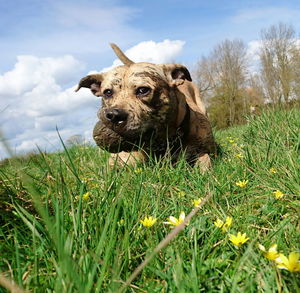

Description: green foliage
[0,108,299,292]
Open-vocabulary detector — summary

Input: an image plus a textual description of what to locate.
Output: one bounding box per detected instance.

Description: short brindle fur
[76,44,217,171]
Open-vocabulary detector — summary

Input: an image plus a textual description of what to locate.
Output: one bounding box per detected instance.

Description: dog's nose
[105,108,128,124]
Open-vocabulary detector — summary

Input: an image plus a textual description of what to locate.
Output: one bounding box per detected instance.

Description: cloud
[102,40,185,72]
[0,54,100,158]
[247,40,261,59]
[0,1,144,73]
[0,55,84,96]
[0,39,185,159]
[246,40,263,75]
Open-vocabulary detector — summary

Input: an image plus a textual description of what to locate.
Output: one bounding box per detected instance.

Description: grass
[0,107,299,292]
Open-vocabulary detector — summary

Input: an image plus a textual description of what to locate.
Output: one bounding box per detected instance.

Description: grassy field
[0,107,299,292]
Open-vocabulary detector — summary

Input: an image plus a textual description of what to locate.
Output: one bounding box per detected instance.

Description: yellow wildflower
[214,217,232,232]
[275,252,300,273]
[273,190,284,199]
[235,153,243,159]
[223,217,233,232]
[178,191,186,198]
[82,192,90,200]
[140,216,157,227]
[164,211,187,227]
[117,219,125,226]
[134,168,143,174]
[228,232,249,247]
[235,180,248,188]
[258,243,280,260]
[269,168,277,174]
[192,198,202,207]
[228,139,235,143]
[214,218,224,228]
[81,177,89,183]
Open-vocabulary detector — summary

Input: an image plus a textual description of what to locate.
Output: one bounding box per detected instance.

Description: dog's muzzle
[104,108,128,125]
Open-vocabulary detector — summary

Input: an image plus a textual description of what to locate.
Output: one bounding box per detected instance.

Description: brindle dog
[76,44,217,171]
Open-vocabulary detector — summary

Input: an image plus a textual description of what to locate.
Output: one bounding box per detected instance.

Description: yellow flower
[117,219,125,226]
[164,211,187,227]
[273,190,284,199]
[214,217,233,232]
[81,177,89,183]
[82,192,90,200]
[228,232,249,247]
[140,216,157,227]
[275,252,300,273]
[269,168,277,174]
[235,153,243,159]
[223,217,233,232]
[229,139,235,143]
[214,218,224,228]
[192,198,202,207]
[235,180,248,188]
[178,191,186,198]
[258,243,280,260]
[134,168,143,174]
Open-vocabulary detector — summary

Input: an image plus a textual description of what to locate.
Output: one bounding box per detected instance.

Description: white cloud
[0,1,144,74]
[102,40,185,72]
[0,54,100,158]
[246,40,262,75]
[0,39,186,159]
[247,40,262,60]
[0,55,84,96]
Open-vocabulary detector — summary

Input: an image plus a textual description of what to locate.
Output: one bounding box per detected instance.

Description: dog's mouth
[99,110,154,140]
[111,122,156,142]
[93,120,141,153]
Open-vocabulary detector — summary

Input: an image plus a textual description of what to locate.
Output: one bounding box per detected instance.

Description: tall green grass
[0,107,299,292]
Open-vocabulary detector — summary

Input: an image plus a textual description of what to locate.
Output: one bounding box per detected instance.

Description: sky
[1,0,300,158]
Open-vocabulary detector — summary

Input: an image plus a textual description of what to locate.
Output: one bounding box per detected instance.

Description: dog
[76,44,217,171]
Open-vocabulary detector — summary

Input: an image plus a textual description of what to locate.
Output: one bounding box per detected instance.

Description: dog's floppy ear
[163,64,206,115]
[177,81,207,115]
[75,74,103,97]
[163,64,192,84]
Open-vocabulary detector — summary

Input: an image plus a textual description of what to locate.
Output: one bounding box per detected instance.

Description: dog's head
[76,44,201,146]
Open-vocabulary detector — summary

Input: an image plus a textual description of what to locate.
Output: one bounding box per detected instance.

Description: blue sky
[1,0,300,72]
[1,0,300,157]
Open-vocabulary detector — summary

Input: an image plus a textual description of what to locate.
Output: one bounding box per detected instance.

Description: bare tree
[260,23,298,103]
[291,42,300,99]
[195,56,216,101]
[195,39,249,127]
[66,134,84,147]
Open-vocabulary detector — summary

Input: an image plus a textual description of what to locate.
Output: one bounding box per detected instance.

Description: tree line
[194,22,300,128]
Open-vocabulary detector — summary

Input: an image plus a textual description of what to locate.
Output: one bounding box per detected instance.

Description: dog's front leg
[195,153,212,173]
[108,151,146,168]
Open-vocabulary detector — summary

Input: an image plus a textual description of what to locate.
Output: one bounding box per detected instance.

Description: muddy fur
[77,44,217,171]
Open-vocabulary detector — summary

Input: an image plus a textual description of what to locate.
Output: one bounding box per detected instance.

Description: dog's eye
[136,87,151,97]
[103,89,113,98]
